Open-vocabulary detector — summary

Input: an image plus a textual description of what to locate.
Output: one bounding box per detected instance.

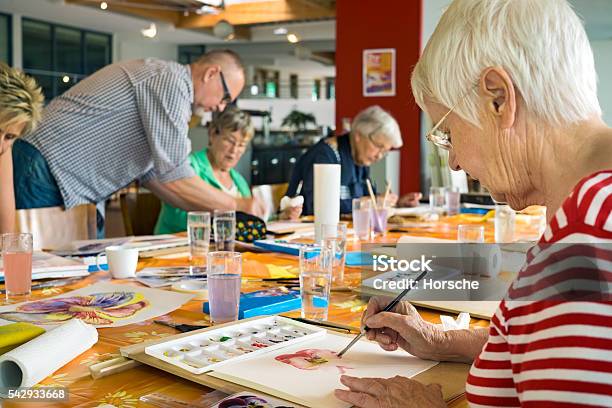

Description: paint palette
[145,316,326,374]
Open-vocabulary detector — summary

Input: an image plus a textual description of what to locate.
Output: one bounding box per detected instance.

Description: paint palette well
[145,316,326,374]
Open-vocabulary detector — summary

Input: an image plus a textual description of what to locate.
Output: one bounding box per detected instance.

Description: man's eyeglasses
[219,71,232,105]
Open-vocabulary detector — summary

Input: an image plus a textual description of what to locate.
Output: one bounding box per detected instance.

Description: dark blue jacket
[286,134,373,215]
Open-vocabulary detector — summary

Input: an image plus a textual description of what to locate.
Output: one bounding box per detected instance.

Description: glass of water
[445,188,461,215]
[207,251,242,324]
[299,246,333,321]
[457,224,485,243]
[321,223,348,285]
[214,210,236,252]
[352,198,372,241]
[188,211,210,274]
[429,186,447,214]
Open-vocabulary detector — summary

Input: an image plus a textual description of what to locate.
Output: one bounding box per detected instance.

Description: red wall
[335,0,423,194]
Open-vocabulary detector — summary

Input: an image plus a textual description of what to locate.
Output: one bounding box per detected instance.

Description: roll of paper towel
[314,164,340,242]
[0,319,98,387]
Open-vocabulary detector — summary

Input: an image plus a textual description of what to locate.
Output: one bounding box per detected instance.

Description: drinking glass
[321,223,348,284]
[2,233,33,300]
[371,197,389,236]
[188,211,210,274]
[445,188,461,215]
[207,251,242,324]
[299,246,333,320]
[214,210,236,252]
[429,186,447,214]
[352,198,372,240]
[457,224,485,243]
[494,204,515,243]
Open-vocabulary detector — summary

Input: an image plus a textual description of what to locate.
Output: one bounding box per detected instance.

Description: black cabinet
[251,145,309,185]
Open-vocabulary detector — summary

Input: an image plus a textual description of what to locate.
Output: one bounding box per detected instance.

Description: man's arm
[0,149,16,233]
[144,176,265,216]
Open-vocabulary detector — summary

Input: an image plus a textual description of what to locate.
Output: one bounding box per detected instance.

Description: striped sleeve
[466,170,612,407]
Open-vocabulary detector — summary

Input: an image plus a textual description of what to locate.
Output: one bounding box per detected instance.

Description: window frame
[0,12,12,65]
[21,17,112,100]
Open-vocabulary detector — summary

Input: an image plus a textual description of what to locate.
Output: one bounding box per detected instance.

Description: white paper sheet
[210,332,437,408]
[0,282,193,327]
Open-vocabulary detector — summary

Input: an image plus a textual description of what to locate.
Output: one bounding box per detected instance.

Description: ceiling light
[287,33,299,43]
[100,1,107,10]
[141,23,157,39]
[274,27,288,35]
[62,75,70,83]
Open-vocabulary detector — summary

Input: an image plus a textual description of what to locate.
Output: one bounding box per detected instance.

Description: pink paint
[275,349,354,374]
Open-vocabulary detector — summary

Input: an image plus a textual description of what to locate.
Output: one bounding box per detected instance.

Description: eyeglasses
[425,86,476,151]
[219,71,232,105]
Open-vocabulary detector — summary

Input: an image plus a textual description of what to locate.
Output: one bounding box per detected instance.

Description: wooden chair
[15,204,97,251]
[119,190,162,236]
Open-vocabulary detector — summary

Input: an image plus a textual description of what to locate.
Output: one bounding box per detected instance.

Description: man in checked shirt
[12,49,265,236]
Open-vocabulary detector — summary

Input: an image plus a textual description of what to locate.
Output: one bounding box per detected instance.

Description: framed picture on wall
[363,48,396,97]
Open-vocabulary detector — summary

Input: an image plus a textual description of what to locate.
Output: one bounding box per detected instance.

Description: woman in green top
[155,106,254,234]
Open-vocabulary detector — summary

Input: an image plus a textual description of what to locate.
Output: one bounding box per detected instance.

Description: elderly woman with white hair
[335,1,612,407]
[284,105,403,217]
[0,63,43,233]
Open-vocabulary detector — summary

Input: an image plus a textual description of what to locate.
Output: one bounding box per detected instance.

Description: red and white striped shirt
[466,170,612,407]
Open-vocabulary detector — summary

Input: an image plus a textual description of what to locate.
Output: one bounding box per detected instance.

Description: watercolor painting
[0,292,149,325]
[0,282,193,328]
[275,349,353,374]
[215,391,295,408]
[210,332,438,408]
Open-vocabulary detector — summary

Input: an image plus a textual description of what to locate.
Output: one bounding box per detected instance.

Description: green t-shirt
[154,148,251,234]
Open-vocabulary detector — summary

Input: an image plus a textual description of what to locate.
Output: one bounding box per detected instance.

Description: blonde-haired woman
[0,63,44,233]
[155,106,255,234]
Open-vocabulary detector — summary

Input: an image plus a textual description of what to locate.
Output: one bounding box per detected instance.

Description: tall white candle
[314,164,341,242]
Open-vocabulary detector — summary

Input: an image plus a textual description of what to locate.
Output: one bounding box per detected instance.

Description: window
[22,18,112,101]
[325,77,335,100]
[178,45,206,64]
[312,79,321,101]
[290,74,298,99]
[0,13,12,65]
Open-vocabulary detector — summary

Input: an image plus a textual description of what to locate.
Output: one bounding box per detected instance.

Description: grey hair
[195,49,245,76]
[412,0,601,128]
[209,106,254,141]
[351,105,402,148]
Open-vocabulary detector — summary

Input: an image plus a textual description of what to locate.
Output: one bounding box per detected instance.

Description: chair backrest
[251,183,288,221]
[15,204,97,250]
[119,190,162,236]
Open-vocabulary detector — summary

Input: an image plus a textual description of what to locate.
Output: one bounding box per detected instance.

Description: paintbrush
[289,317,360,334]
[383,179,391,208]
[154,320,209,333]
[336,269,428,358]
[365,179,378,211]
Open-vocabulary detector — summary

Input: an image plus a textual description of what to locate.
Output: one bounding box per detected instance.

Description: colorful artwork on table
[275,349,353,374]
[0,292,149,325]
[363,48,396,97]
[0,282,193,328]
[210,332,438,408]
[214,391,296,408]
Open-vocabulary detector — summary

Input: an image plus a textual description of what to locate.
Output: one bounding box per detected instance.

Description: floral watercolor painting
[0,292,149,325]
[0,282,194,327]
[275,349,353,374]
[215,392,295,408]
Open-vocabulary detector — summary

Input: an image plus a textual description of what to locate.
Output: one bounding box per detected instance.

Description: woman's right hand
[279,205,302,220]
[362,297,447,361]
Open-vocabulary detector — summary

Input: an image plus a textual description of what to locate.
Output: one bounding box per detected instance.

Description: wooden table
[3,214,508,408]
